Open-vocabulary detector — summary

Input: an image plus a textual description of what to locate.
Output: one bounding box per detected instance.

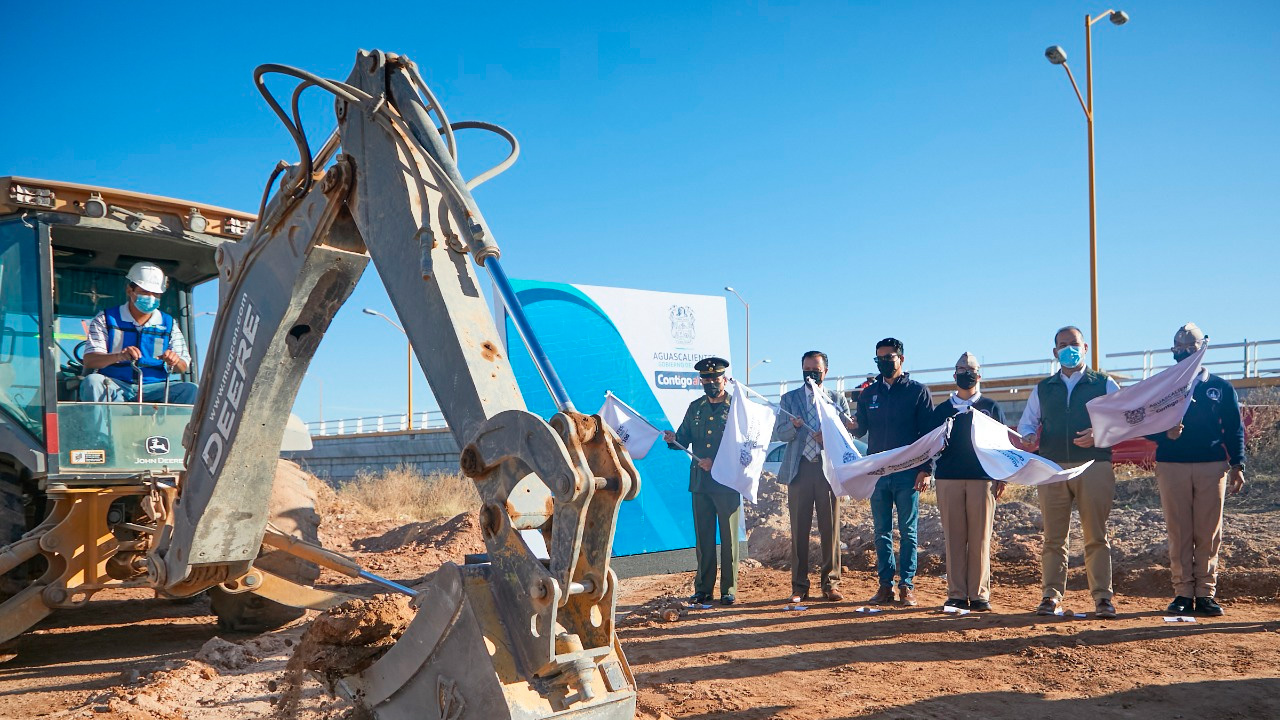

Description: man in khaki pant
[1148,323,1246,617]
[1018,326,1121,619]
[931,352,1007,611]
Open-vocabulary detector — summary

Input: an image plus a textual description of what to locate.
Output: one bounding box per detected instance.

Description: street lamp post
[362,308,414,430]
[749,358,771,377]
[1044,9,1128,371]
[723,286,750,383]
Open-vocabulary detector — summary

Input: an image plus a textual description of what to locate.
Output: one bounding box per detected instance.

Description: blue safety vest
[97,306,174,385]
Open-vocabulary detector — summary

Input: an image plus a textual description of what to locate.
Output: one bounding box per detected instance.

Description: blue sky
[4,1,1277,422]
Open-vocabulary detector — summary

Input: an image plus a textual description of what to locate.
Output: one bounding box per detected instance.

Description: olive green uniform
[669,395,741,598]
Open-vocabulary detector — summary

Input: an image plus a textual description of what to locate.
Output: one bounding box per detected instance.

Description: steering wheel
[73,340,89,364]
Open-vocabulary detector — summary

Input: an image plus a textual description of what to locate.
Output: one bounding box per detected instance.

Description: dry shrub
[1245,387,1280,477]
[338,465,478,522]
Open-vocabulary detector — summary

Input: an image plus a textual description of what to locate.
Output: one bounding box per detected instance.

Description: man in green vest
[663,357,741,606]
[1017,326,1121,619]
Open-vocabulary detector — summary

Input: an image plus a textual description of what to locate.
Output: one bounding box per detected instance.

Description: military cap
[694,356,730,377]
[1175,322,1206,346]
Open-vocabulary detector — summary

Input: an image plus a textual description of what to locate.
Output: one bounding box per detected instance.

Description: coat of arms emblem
[739,417,763,467]
[1123,407,1146,425]
[669,305,696,344]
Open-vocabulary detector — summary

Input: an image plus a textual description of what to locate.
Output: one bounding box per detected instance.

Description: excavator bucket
[344,564,636,719]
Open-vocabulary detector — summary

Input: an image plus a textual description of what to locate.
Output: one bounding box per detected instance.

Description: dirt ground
[1,468,1277,719]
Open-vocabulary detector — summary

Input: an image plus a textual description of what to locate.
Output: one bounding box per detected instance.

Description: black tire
[209,460,322,631]
[0,469,30,601]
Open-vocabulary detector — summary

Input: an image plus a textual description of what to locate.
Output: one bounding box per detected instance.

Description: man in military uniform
[663,357,741,606]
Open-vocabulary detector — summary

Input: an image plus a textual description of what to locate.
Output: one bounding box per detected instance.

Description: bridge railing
[744,338,1279,403]
[306,409,448,437]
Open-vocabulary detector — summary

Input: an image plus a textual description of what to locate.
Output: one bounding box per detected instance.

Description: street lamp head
[762,359,771,364]
[723,286,734,292]
[1109,10,1129,25]
[361,308,378,316]
[1045,45,1068,65]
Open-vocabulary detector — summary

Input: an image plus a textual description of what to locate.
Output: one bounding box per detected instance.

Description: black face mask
[955,371,978,390]
[702,382,721,397]
[1173,350,1194,363]
[875,358,898,377]
[803,370,823,385]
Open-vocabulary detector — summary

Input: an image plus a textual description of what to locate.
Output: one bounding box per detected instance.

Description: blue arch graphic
[504,280,693,556]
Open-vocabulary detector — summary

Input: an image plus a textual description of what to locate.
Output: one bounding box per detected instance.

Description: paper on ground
[941,605,971,615]
[1163,616,1197,623]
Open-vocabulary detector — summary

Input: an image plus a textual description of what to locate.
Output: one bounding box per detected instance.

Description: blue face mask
[133,294,160,314]
[1057,345,1084,369]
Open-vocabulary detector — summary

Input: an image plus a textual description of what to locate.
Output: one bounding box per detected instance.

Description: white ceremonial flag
[1086,346,1207,448]
[711,379,778,503]
[827,422,949,500]
[969,408,1092,485]
[809,379,866,496]
[597,392,663,460]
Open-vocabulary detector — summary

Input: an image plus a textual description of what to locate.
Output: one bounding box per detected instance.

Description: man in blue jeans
[852,338,935,606]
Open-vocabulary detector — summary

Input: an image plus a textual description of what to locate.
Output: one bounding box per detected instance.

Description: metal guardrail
[745,339,1280,403]
[306,339,1278,435]
[306,409,448,436]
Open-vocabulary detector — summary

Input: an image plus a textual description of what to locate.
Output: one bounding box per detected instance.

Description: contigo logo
[655,370,701,390]
[669,305,695,344]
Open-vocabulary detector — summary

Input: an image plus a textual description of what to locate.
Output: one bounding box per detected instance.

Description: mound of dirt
[276,594,415,719]
[617,593,689,628]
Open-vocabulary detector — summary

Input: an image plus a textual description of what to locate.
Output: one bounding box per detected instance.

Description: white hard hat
[126,262,167,294]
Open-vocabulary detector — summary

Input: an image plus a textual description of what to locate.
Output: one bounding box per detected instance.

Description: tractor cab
[0,176,252,484]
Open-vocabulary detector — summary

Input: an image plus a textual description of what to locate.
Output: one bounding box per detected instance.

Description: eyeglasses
[875,354,900,362]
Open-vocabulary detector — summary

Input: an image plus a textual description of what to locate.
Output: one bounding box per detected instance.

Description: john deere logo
[146,436,171,455]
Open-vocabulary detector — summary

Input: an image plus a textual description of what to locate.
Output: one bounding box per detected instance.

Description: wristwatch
[1230,463,1245,472]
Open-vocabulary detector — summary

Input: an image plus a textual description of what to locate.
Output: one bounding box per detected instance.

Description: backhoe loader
[0,49,639,719]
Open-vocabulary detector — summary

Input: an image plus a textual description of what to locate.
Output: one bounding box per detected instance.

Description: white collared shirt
[949,390,982,408]
[1016,369,1120,436]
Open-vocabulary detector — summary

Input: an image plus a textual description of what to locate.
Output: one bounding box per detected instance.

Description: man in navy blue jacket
[852,338,934,606]
[1148,323,1246,617]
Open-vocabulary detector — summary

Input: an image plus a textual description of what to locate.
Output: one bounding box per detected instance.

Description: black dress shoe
[968,599,992,612]
[720,594,736,606]
[1194,596,1224,616]
[943,598,969,610]
[1166,596,1193,614]
[688,593,711,605]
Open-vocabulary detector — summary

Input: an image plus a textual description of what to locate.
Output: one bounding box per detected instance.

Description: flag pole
[734,379,820,435]
[604,391,698,460]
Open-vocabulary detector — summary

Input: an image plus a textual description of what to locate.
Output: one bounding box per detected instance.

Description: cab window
[0,220,44,439]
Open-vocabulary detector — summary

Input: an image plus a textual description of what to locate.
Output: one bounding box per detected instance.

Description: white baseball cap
[126,262,167,294]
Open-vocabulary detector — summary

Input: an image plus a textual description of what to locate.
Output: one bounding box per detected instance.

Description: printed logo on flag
[669,305,696,343]
[1124,407,1146,426]
[616,423,632,444]
[739,418,765,467]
